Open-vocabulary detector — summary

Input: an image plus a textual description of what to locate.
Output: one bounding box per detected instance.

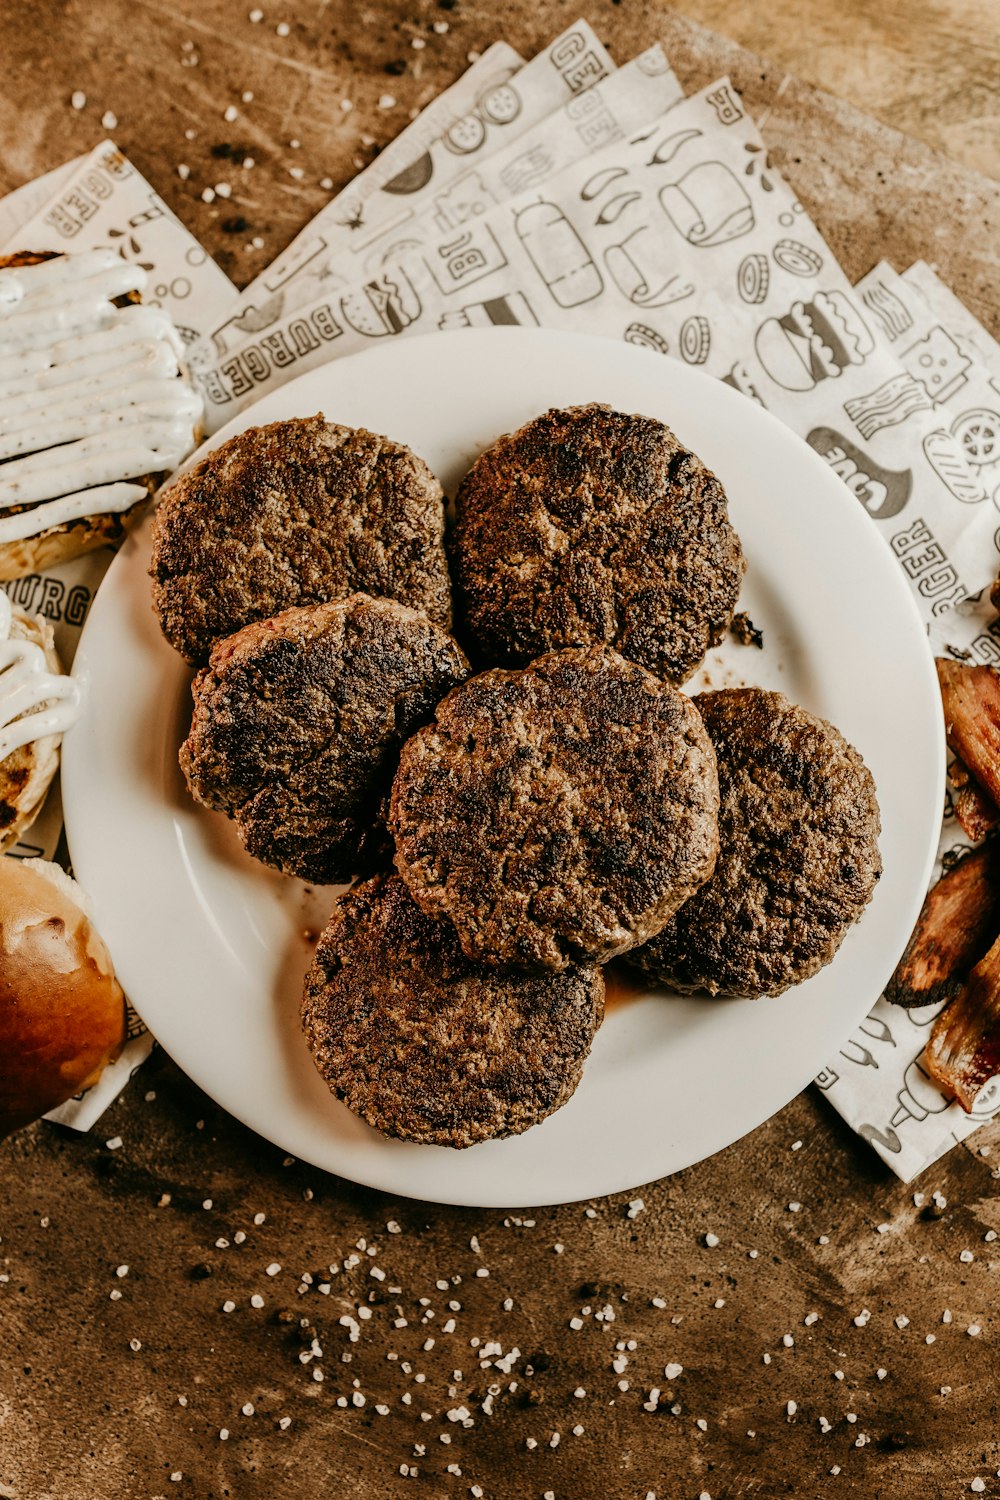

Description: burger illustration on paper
[754,291,875,392]
[340,270,422,337]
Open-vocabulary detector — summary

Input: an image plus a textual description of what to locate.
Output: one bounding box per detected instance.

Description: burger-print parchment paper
[0,142,237,1130]
[816,265,1000,1181]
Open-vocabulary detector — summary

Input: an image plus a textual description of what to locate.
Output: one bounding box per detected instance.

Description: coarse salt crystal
[967,1325,982,1337]
[788,1202,801,1213]
[704,1233,720,1248]
[895,1315,910,1329]
[102,110,117,129]
[250,1295,264,1309]
[854,1309,870,1327]
[116,1265,129,1278]
[276,20,290,35]
[786,1400,796,1416]
[71,90,87,110]
[627,1199,645,1219]
[201,188,216,203]
[664,1362,683,1380]
[877,1367,888,1380]
[249,7,263,18]
[106,1137,123,1151]
[265,1262,281,1276]
[278,1416,291,1429]
[783,1334,794,1347]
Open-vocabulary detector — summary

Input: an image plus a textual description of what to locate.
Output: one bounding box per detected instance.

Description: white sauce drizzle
[0,248,201,541]
[0,590,81,761]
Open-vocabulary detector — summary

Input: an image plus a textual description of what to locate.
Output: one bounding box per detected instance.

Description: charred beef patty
[180,595,469,883]
[450,404,745,682]
[301,873,605,1147]
[151,414,452,665]
[389,645,720,973]
[629,688,882,998]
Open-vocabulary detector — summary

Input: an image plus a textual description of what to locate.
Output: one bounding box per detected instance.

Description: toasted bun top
[0,857,125,1135]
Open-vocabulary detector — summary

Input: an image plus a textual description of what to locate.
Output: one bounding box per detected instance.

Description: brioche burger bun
[0,857,126,1137]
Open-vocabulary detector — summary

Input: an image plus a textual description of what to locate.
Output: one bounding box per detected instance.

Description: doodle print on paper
[424,224,509,294]
[478,81,522,126]
[515,202,602,306]
[861,278,914,342]
[563,87,620,153]
[439,292,538,330]
[755,291,874,392]
[951,408,1000,468]
[679,316,710,364]
[580,164,628,201]
[721,362,766,407]
[623,322,669,354]
[845,374,935,440]
[806,426,912,519]
[902,327,972,405]
[922,431,988,504]
[499,147,554,196]
[772,238,823,277]
[603,227,694,309]
[381,153,435,196]
[549,28,609,93]
[705,83,743,125]
[645,128,703,168]
[659,162,754,248]
[431,172,498,233]
[340,269,421,337]
[737,253,769,304]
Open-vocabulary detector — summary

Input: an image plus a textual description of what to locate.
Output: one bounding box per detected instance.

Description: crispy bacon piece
[936,658,1000,808]
[925,933,1000,1111]
[885,842,1000,1009]
[949,756,1000,841]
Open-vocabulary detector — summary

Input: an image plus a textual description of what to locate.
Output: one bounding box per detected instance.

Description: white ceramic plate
[62,328,943,1207]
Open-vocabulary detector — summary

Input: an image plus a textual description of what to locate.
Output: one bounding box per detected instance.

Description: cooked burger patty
[389,644,720,973]
[450,403,745,682]
[301,873,605,1147]
[180,594,469,883]
[151,414,452,665]
[629,688,882,998]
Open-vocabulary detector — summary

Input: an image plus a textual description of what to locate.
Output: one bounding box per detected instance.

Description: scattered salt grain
[250,1295,264,1309]
[275,20,290,35]
[704,1232,719,1248]
[71,90,87,110]
[106,1136,123,1151]
[627,1198,645,1219]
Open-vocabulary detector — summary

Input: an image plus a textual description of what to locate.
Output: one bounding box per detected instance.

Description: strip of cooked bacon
[949,756,1000,841]
[936,658,1000,807]
[885,842,1000,1009]
[925,932,1000,1111]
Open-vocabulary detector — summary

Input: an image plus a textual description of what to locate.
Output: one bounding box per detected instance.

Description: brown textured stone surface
[1,4,999,1498]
